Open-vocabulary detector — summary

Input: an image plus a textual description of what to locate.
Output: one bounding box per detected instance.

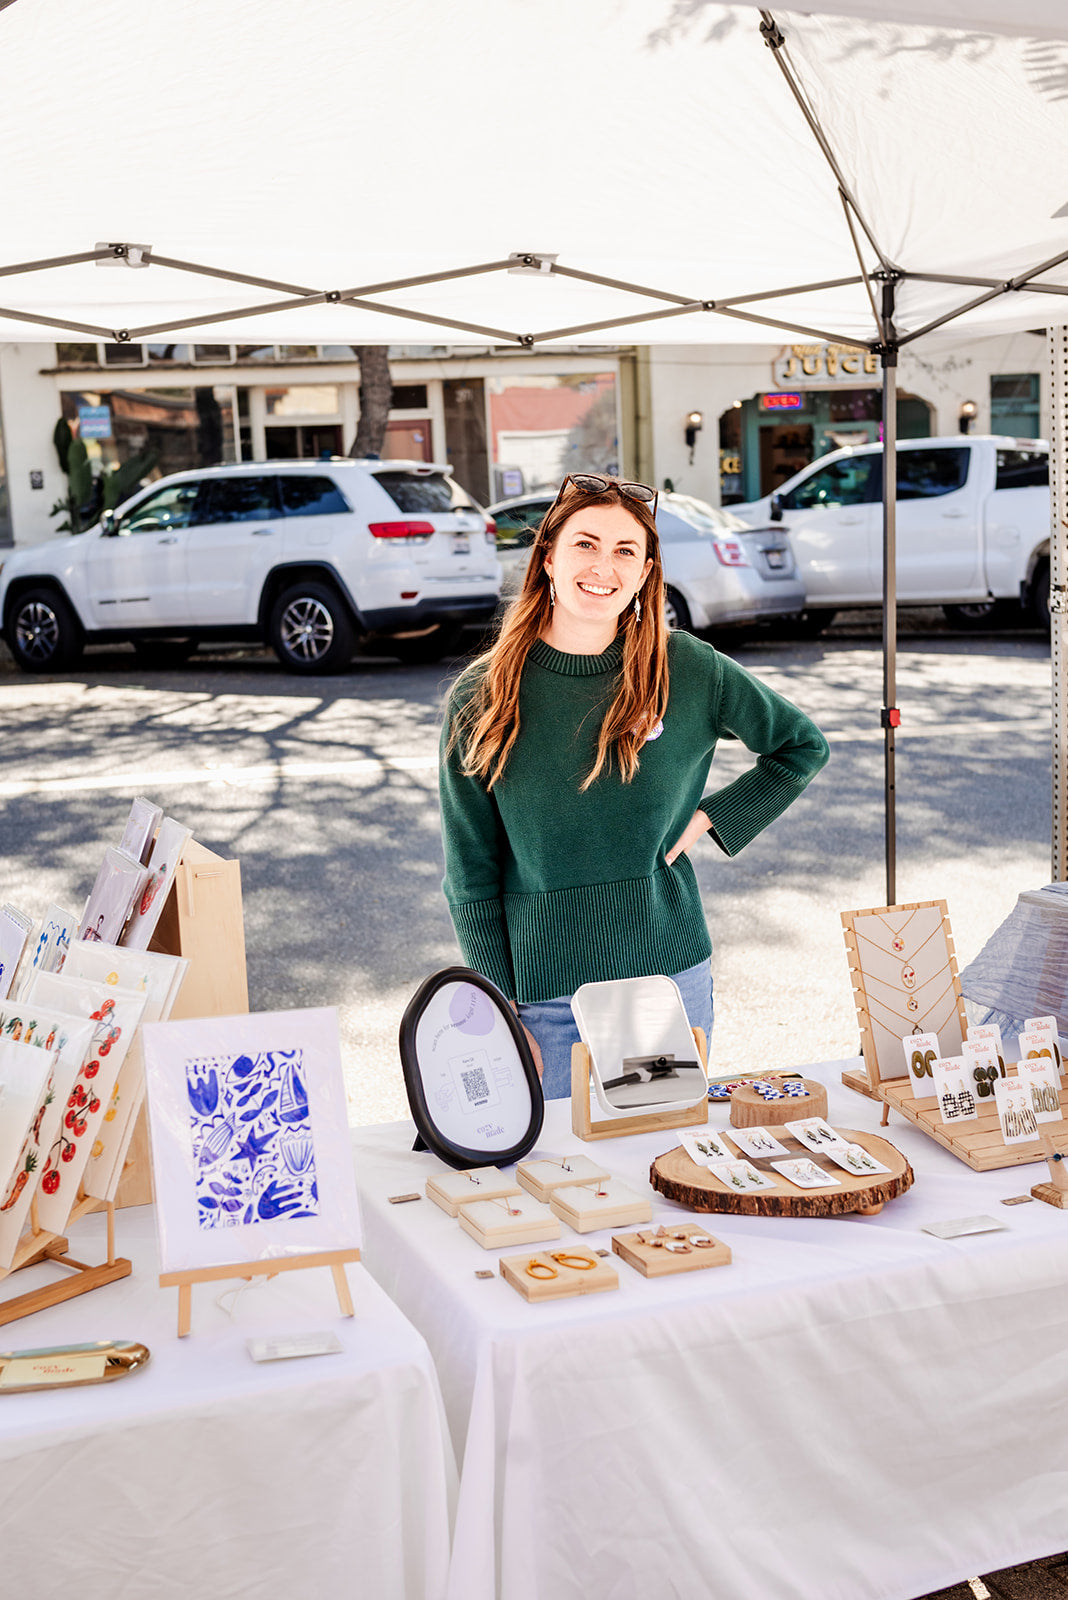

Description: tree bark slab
[650,1128,913,1217]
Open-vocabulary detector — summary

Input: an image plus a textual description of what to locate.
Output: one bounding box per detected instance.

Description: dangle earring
[548,577,556,607]
[633,589,642,622]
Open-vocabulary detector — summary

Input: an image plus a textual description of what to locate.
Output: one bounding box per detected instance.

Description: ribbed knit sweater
[439,629,829,1003]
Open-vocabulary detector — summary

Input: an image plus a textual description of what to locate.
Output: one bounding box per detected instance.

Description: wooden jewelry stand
[1032,1130,1068,1208]
[571,1028,709,1141]
[0,1198,130,1330]
[160,1248,359,1338]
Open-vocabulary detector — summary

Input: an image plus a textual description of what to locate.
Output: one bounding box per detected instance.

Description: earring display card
[457,1191,561,1249]
[122,818,192,952]
[962,1037,1005,1105]
[842,901,967,1089]
[0,907,33,1003]
[119,796,164,866]
[825,1142,892,1177]
[901,1031,940,1100]
[547,1177,652,1233]
[771,1158,844,1190]
[681,1131,736,1167]
[499,1247,618,1303]
[706,1159,778,1194]
[613,1225,732,1277]
[1016,1057,1064,1124]
[1024,1016,1063,1076]
[784,1118,849,1153]
[994,1077,1041,1144]
[1018,1025,1060,1081]
[932,1059,979,1125]
[516,1154,611,1204]
[725,1125,790,1160]
[426,1167,522,1218]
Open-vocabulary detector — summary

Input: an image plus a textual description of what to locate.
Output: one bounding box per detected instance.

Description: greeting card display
[0,906,33,1002]
[122,818,192,951]
[27,905,77,984]
[119,797,163,866]
[842,901,967,1089]
[400,968,543,1170]
[0,1042,52,1208]
[142,1009,361,1294]
[77,849,148,946]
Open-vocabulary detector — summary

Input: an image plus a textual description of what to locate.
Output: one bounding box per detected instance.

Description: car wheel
[269,582,356,674]
[942,601,1001,631]
[384,622,467,665]
[133,638,198,666]
[790,608,836,637]
[663,586,693,632]
[7,587,84,673]
[1029,559,1050,631]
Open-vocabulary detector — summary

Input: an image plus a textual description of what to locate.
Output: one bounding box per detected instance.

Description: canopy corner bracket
[508,253,557,276]
[95,241,152,269]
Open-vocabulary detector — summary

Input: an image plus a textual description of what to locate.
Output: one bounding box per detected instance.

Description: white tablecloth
[0,1204,455,1600]
[352,1063,1068,1600]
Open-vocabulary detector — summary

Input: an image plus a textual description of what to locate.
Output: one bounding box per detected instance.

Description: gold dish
[0,1340,150,1394]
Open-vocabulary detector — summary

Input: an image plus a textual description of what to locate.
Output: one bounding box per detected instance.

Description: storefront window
[264,386,339,417]
[486,372,618,502]
[56,343,98,367]
[60,385,238,483]
[146,344,192,363]
[991,373,1040,438]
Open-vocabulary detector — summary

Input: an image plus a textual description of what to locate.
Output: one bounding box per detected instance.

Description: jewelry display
[426,1166,523,1217]
[706,1159,777,1193]
[727,1125,789,1160]
[547,1176,652,1233]
[771,1157,843,1190]
[614,1223,732,1276]
[932,1059,979,1125]
[516,1153,611,1203]
[1024,1015,1063,1074]
[456,1190,561,1249]
[501,1248,619,1300]
[783,1118,847,1152]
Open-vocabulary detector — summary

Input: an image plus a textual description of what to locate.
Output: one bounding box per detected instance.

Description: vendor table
[0,1205,455,1600]
[352,1061,1068,1600]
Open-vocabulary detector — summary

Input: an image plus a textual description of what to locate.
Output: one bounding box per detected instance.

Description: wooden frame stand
[571,1028,709,1141]
[160,1248,360,1337]
[0,1200,130,1329]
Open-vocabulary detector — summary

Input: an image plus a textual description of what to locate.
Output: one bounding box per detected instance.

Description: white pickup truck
[729,435,1051,630]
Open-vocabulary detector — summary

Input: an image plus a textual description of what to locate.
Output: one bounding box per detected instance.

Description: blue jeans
[518,960,714,1101]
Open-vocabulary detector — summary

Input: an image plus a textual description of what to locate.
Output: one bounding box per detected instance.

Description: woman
[439,473,829,1098]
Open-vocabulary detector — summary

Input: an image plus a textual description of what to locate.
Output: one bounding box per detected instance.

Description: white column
[248,386,268,462]
[1048,327,1068,879]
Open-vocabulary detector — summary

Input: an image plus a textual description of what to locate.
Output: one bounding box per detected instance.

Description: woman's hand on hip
[666,810,713,866]
[510,1002,544,1078]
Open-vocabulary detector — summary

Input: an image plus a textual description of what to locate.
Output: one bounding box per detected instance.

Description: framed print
[142,1007,361,1275]
[121,818,191,951]
[399,968,543,1170]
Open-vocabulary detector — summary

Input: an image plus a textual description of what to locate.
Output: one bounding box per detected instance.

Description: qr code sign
[462,1065,490,1104]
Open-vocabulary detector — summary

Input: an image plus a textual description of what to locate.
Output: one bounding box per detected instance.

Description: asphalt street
[0,613,1052,1127]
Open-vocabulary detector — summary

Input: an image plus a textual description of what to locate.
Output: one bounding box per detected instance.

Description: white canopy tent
[3,0,1068,895]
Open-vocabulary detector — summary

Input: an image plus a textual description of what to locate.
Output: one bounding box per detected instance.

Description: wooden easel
[571,1028,709,1141]
[161,1248,360,1337]
[0,1198,130,1330]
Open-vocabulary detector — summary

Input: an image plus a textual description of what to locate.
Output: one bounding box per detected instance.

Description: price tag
[0,1352,107,1387]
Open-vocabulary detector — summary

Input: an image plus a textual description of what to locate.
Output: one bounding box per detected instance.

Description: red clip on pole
[881,707,901,729]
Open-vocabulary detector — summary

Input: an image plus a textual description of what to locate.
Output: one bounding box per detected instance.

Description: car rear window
[996,450,1049,490]
[373,471,473,514]
[279,475,351,516]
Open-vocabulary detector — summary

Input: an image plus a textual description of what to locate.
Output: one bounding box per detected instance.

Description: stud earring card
[901,1031,940,1100]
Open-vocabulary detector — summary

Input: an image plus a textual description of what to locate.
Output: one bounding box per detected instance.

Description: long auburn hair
[453,478,669,791]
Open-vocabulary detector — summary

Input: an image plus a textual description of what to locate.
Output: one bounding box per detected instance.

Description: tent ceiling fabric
[2,0,1067,347]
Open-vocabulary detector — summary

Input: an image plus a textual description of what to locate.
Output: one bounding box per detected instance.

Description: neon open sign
[761,393,803,411]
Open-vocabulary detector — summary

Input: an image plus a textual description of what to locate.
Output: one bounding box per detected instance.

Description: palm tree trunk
[350,346,392,458]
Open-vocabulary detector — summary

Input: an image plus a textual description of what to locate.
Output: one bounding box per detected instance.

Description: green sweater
[439,630,829,1003]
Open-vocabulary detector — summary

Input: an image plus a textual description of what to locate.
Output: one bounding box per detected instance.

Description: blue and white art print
[143,1008,362,1275]
[187,1049,319,1229]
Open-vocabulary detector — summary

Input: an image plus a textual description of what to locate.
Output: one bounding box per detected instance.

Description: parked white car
[729,435,1051,629]
[489,490,805,632]
[0,459,502,673]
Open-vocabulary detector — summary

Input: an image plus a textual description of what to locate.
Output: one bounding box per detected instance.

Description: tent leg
[1049,326,1068,881]
[880,283,899,906]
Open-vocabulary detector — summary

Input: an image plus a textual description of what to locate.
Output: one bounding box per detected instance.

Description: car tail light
[712,540,750,568]
[368,520,435,539]
[484,517,497,538]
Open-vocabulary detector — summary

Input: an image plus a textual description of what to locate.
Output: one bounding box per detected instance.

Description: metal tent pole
[1048,327,1068,880]
[879,280,900,906]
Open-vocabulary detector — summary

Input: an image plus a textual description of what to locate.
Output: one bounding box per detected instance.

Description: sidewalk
[923,1557,1068,1599]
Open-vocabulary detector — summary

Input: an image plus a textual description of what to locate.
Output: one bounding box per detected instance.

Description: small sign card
[962,1037,1003,1102]
[771,1158,843,1190]
[726,1125,790,1159]
[932,1059,978,1124]
[1016,1056,1063,1124]
[922,1215,1008,1240]
[706,1159,778,1193]
[784,1117,848,1153]
[681,1130,736,1166]
[901,1031,940,1099]
[994,1077,1040,1144]
[825,1142,892,1177]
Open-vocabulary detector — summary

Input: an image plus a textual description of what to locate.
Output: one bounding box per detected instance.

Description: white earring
[634,590,642,621]
[549,578,556,607]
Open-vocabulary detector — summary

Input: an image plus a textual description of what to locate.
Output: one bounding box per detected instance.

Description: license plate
[452,536,470,555]
[765,549,786,569]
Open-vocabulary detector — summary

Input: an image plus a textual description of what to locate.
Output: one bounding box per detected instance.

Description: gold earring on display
[550,1251,596,1271]
[526,1257,558,1280]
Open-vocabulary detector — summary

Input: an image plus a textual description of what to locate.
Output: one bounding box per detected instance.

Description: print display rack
[571,1028,710,1141]
[0,1197,130,1331]
[839,900,1066,1171]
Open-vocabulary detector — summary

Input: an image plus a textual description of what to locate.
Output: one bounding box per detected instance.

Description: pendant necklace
[864,976,958,1033]
[872,906,920,954]
[854,918,943,990]
[489,1194,525,1217]
[862,956,954,1015]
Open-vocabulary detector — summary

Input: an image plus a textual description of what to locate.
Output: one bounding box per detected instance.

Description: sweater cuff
[447,897,516,999]
[699,761,809,858]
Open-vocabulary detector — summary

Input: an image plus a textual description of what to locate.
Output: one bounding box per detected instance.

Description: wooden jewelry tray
[516,1155,610,1204]
[426,1169,521,1217]
[500,1248,618,1302]
[651,1127,913,1216]
[548,1180,652,1234]
[457,1195,560,1249]
[613,1226,731,1277]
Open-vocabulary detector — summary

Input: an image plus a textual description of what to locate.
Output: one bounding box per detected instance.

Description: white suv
[0,459,502,674]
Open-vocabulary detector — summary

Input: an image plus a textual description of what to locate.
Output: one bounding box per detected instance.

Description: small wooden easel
[160,1249,360,1337]
[571,1028,709,1141]
[0,1198,130,1330]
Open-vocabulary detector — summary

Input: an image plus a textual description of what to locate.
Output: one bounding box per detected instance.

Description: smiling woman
[439,474,830,1096]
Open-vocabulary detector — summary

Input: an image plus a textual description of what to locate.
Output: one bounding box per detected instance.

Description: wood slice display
[730,1078,827,1127]
[651,1128,913,1217]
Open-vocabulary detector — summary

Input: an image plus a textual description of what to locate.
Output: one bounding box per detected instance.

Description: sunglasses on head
[552,472,658,517]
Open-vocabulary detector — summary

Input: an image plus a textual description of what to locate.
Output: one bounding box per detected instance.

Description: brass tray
[0,1340,150,1394]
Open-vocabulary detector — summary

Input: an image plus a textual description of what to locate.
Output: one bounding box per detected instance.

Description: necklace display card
[901,1031,940,1100]
[932,1059,979,1125]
